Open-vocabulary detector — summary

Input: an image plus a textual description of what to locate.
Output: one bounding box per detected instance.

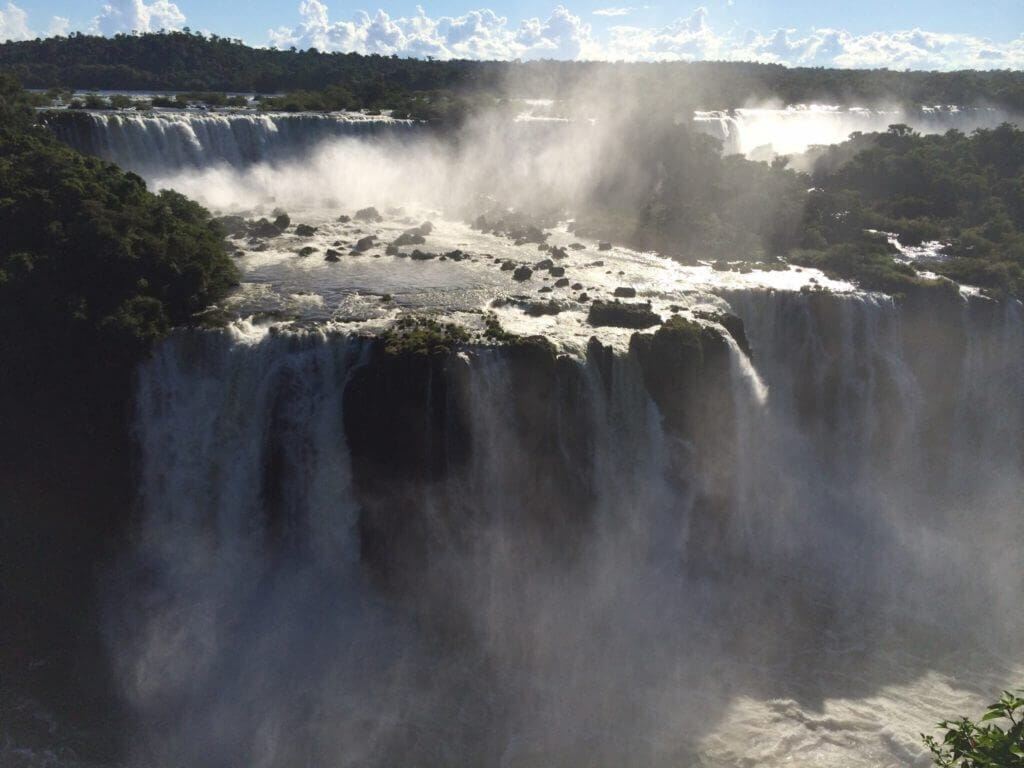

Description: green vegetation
[0,71,239,420]
[379,315,471,355]
[924,690,1024,767]
[3,31,1024,113]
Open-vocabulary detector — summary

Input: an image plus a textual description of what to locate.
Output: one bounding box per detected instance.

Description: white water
[120,289,1024,767]
[693,104,1021,157]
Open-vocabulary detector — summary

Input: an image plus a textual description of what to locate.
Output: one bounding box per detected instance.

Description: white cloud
[269,2,596,60]
[266,2,1024,70]
[47,15,70,36]
[0,2,30,41]
[94,0,186,35]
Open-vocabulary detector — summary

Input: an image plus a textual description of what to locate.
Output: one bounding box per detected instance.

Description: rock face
[343,336,594,593]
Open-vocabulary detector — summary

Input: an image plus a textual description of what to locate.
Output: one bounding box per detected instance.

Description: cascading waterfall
[45,111,420,174]
[119,288,1024,767]
[692,105,1020,156]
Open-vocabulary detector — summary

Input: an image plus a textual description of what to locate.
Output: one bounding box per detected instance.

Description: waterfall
[118,290,1024,766]
[693,105,1021,157]
[45,111,421,174]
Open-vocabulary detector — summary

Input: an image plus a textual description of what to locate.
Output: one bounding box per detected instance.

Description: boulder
[598,241,612,251]
[417,221,434,235]
[273,212,291,230]
[535,258,554,270]
[410,249,435,260]
[337,214,351,223]
[554,277,570,288]
[324,250,341,262]
[295,224,318,237]
[513,266,533,281]
[355,206,383,222]
[587,300,661,329]
[500,260,517,271]
[549,246,568,260]
[297,246,317,257]
[569,243,586,250]
[354,235,376,252]
[393,231,425,247]
[613,286,637,298]
[549,266,565,278]
[250,218,282,238]
[385,244,400,255]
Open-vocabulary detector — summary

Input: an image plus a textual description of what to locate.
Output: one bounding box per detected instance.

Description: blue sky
[2,0,1022,68]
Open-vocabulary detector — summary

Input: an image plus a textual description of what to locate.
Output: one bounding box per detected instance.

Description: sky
[1,0,1022,69]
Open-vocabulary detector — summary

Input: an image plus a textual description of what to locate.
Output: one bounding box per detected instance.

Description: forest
[2,29,1024,110]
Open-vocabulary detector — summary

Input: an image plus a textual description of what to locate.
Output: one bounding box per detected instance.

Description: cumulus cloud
[269,2,595,60]
[266,2,1024,70]
[0,2,30,41]
[94,0,186,35]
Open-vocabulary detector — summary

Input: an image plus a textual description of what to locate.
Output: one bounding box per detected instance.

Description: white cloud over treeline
[1,0,1022,71]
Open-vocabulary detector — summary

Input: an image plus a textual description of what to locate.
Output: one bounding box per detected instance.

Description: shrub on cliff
[923,690,1024,767]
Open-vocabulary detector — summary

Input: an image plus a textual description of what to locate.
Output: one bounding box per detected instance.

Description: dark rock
[445,250,465,261]
[524,300,562,316]
[538,286,553,293]
[554,277,570,288]
[385,244,400,255]
[693,310,752,358]
[393,231,425,247]
[355,206,383,222]
[324,249,341,262]
[250,218,282,238]
[410,249,435,260]
[549,266,565,277]
[571,283,583,290]
[578,292,590,302]
[598,241,612,251]
[214,215,248,237]
[549,246,568,260]
[538,243,550,251]
[353,235,376,252]
[535,258,554,270]
[613,286,637,298]
[295,224,318,237]
[500,260,516,271]
[273,212,291,230]
[297,246,317,257]
[569,242,586,250]
[587,300,661,329]
[472,214,488,230]
[513,266,533,281]
[337,214,351,223]
[417,221,434,235]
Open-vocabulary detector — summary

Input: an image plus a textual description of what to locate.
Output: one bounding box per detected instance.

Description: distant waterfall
[693,105,1021,156]
[45,111,422,174]
[119,290,1024,767]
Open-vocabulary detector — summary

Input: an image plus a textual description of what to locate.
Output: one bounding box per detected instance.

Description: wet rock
[569,242,586,250]
[571,282,583,290]
[549,266,565,278]
[250,218,282,238]
[587,300,661,329]
[354,235,376,252]
[324,249,341,262]
[535,258,554,270]
[295,224,318,237]
[578,292,590,302]
[598,241,612,251]
[337,214,351,223]
[554,277,570,288]
[538,286,553,293]
[355,206,383,222]
[393,231,426,247]
[214,215,248,237]
[273,212,291,230]
[513,266,533,281]
[410,249,435,260]
[500,260,516,271]
[549,246,568,260]
[417,221,434,235]
[297,246,317,257]
[613,286,637,298]
[385,244,400,255]
[445,250,466,261]
[524,300,562,316]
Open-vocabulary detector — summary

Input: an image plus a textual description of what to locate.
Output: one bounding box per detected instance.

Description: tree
[923,691,1024,767]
